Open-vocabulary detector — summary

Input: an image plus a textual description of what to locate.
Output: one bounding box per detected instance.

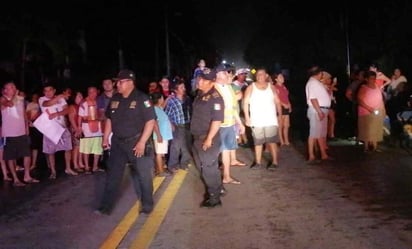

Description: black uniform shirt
[190,88,224,136]
[106,88,156,139]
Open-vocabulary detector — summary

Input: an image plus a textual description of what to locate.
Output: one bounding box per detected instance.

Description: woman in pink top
[369,64,391,90]
[273,73,291,145]
[357,71,386,152]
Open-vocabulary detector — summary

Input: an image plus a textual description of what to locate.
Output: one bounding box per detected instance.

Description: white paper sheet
[33,112,65,145]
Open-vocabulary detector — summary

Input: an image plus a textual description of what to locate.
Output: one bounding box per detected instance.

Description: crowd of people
[1,60,411,213]
[345,65,412,152]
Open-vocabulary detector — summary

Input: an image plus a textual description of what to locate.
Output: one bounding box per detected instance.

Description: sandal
[13,181,26,187]
[65,170,79,176]
[24,178,40,183]
[230,161,246,167]
[49,173,56,180]
[223,178,241,184]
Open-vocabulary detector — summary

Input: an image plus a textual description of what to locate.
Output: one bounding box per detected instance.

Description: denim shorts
[219,126,238,151]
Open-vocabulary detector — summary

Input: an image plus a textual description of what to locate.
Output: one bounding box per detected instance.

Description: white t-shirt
[78,101,103,137]
[305,77,331,107]
[39,96,68,127]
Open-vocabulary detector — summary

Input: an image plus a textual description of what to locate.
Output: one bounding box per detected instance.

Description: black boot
[200,194,222,208]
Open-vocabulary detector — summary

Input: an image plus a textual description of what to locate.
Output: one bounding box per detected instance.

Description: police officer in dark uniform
[95,69,156,215]
[191,68,225,208]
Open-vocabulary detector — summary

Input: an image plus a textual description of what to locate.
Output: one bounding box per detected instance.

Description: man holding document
[38,83,77,179]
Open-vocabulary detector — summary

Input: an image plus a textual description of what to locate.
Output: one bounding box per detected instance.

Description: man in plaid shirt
[164,80,193,173]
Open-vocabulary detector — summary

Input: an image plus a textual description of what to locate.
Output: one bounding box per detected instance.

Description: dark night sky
[1,0,412,88]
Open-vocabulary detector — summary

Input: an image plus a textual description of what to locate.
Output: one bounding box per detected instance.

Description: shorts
[79,137,103,155]
[251,126,278,145]
[281,106,291,115]
[219,126,238,151]
[43,129,73,154]
[154,139,169,154]
[4,135,31,160]
[307,107,328,138]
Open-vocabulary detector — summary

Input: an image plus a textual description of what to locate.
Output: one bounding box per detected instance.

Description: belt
[319,106,330,109]
[114,134,140,143]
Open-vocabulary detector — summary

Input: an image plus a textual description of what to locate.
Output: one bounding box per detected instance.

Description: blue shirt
[164,96,191,125]
[154,106,173,140]
[97,93,112,111]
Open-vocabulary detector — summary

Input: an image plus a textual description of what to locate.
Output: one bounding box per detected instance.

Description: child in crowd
[150,92,173,176]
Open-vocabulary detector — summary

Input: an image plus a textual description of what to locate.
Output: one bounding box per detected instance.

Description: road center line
[99,176,165,249]
[129,169,188,249]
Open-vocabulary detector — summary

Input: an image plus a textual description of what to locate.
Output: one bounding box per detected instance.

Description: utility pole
[344,2,351,80]
[164,5,171,77]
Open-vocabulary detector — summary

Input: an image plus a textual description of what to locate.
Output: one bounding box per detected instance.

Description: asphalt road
[1,138,412,249]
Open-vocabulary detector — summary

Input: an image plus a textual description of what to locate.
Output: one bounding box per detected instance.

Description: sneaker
[266,163,278,170]
[249,162,262,169]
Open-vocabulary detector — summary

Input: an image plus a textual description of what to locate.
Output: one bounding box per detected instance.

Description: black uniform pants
[192,135,222,199]
[99,136,154,213]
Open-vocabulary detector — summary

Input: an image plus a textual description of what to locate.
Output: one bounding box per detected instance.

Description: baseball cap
[198,68,216,81]
[215,63,235,73]
[235,68,250,76]
[113,69,136,81]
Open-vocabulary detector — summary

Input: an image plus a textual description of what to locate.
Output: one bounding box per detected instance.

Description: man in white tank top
[243,68,282,170]
[1,82,39,186]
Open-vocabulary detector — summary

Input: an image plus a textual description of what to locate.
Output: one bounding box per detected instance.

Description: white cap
[235,68,250,76]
